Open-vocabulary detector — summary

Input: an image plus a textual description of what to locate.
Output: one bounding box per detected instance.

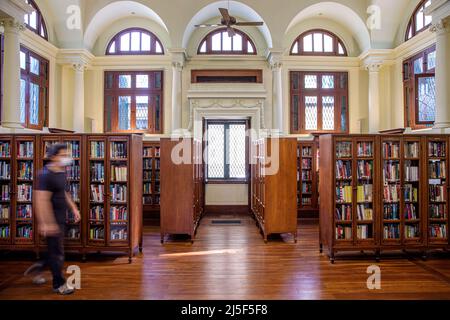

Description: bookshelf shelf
[142,142,161,224]
[297,139,320,218]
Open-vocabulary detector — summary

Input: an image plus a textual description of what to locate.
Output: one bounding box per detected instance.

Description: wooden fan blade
[227,27,236,37]
[195,24,223,28]
[219,7,231,23]
[235,22,264,26]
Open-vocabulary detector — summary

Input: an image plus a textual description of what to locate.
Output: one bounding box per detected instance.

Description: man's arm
[65,192,81,223]
[35,190,60,236]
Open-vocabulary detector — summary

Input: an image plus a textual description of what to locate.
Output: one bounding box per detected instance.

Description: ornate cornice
[430,18,450,35]
[0,18,26,32]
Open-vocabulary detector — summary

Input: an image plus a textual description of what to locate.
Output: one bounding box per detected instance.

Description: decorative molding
[57,49,95,68]
[430,18,450,35]
[365,62,383,72]
[0,0,33,22]
[0,18,26,32]
[188,98,266,132]
[72,63,87,73]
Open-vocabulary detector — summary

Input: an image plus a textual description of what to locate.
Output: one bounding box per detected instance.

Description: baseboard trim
[205,205,249,215]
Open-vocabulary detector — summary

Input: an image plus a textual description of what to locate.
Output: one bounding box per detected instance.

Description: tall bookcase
[319,135,379,262]
[426,136,448,247]
[251,137,298,243]
[297,140,319,217]
[38,135,84,252]
[160,137,204,243]
[142,141,160,224]
[0,134,143,262]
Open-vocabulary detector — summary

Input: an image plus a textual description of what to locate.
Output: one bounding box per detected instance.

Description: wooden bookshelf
[426,136,449,247]
[251,137,298,243]
[297,140,319,218]
[142,141,160,224]
[160,138,204,243]
[0,134,143,263]
[319,135,380,263]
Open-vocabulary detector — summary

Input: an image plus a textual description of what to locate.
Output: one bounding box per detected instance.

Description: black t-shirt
[37,166,68,227]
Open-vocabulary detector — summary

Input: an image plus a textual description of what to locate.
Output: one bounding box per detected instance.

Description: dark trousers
[46,234,65,289]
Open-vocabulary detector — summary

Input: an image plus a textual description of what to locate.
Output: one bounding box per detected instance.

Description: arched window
[405,0,432,41]
[24,0,48,40]
[198,28,256,55]
[290,29,347,56]
[106,28,164,55]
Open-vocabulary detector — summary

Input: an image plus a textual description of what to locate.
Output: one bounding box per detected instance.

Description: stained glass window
[305,97,318,131]
[406,0,432,41]
[19,46,48,129]
[417,76,436,123]
[206,122,248,181]
[106,28,164,55]
[104,71,163,133]
[291,30,347,56]
[198,28,256,55]
[322,96,335,131]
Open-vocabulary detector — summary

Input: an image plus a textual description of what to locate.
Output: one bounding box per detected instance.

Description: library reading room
[1,0,450,303]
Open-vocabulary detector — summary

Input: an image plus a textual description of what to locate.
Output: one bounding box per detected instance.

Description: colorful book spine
[90,185,104,202]
[89,206,104,220]
[17,204,32,219]
[0,142,11,157]
[336,142,352,158]
[91,142,105,158]
[0,161,11,179]
[336,160,352,179]
[336,185,352,203]
[383,143,400,158]
[0,226,10,238]
[17,184,32,202]
[0,205,10,219]
[110,206,128,221]
[110,142,127,159]
[336,225,352,240]
[110,184,127,202]
[405,142,419,158]
[384,224,400,239]
[18,142,33,158]
[383,203,400,220]
[335,204,352,221]
[357,142,373,157]
[111,165,128,182]
[429,225,447,238]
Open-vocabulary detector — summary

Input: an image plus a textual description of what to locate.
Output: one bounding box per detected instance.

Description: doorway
[203,118,251,222]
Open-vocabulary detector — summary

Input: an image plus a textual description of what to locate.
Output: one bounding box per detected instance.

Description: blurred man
[25,144,81,295]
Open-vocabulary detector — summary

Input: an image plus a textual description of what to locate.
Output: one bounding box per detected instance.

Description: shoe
[24,262,44,276]
[32,275,46,285]
[53,283,75,295]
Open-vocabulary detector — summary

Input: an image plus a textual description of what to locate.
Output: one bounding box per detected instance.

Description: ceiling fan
[195,2,264,37]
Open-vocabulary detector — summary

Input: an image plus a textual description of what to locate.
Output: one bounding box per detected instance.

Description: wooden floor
[1,214,450,300]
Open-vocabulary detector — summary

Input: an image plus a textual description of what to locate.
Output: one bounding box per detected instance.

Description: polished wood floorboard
[1,214,450,300]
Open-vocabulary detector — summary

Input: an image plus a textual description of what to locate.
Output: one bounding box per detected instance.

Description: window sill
[206,180,249,185]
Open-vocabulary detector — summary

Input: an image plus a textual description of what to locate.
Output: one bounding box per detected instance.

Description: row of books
[89,205,104,220]
[18,142,33,158]
[383,203,400,220]
[66,164,80,180]
[17,204,32,219]
[90,185,105,202]
[336,160,352,179]
[111,185,127,202]
[429,204,447,219]
[404,203,418,220]
[301,159,312,170]
[301,183,312,193]
[336,185,352,203]
[0,205,9,219]
[430,224,447,238]
[89,227,104,240]
[111,165,127,182]
[90,163,105,182]
[405,225,420,238]
[17,184,32,202]
[0,226,9,238]
[0,143,11,157]
[143,171,153,180]
[384,185,400,202]
[357,184,373,202]
[17,162,33,180]
[90,141,105,158]
[357,142,373,157]
[301,197,312,205]
[404,184,418,202]
[0,161,11,179]
[65,227,80,239]
[357,225,372,239]
[404,162,419,181]
[429,160,446,179]
[335,204,352,221]
[110,206,127,220]
[144,183,152,194]
[429,185,446,202]
[65,142,80,158]
[336,225,352,240]
[144,159,153,170]
[68,184,80,202]
[336,142,352,158]
[143,195,160,205]
[111,142,127,159]
[405,142,420,158]
[383,161,400,182]
[301,147,313,157]
[17,226,32,239]
[300,171,312,181]
[429,142,446,158]
[383,142,400,159]
[384,224,400,239]
[357,160,373,179]
[357,205,373,220]
[110,228,128,240]
[143,147,160,157]
[1,185,10,201]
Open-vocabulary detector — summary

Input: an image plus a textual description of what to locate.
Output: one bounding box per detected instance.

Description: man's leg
[46,235,65,290]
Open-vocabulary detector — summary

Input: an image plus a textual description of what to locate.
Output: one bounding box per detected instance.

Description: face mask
[60,157,73,167]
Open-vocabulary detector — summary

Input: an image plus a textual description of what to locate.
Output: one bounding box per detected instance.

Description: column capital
[0,18,26,32]
[72,62,87,73]
[365,62,383,73]
[172,61,184,71]
[430,18,450,35]
[266,49,283,70]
